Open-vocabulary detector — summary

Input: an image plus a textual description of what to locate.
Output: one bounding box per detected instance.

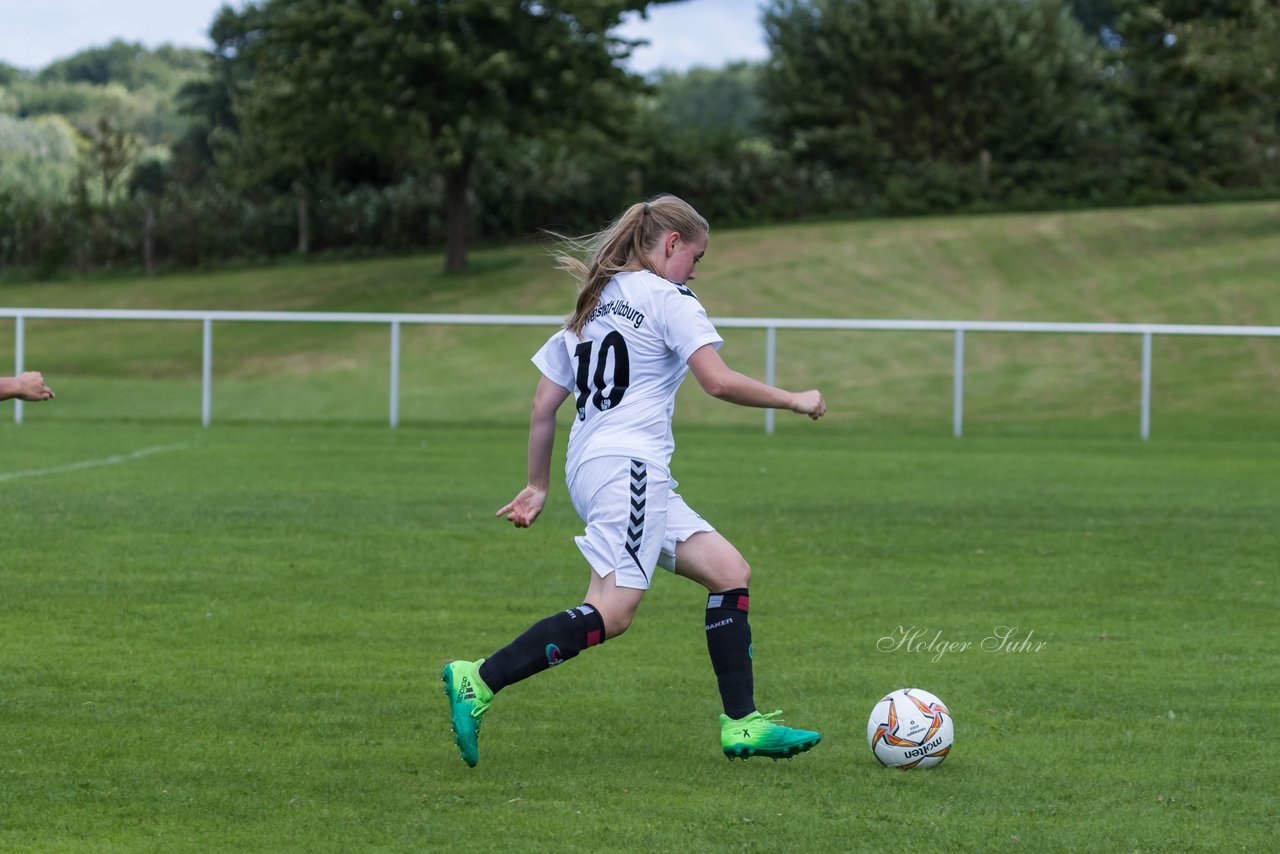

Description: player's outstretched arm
[0,371,55,402]
[496,376,569,527]
[688,345,825,420]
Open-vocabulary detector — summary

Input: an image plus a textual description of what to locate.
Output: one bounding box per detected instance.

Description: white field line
[0,443,189,483]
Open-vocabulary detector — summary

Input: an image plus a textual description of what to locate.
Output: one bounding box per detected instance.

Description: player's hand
[496,485,547,528]
[791,389,826,420]
[16,371,54,402]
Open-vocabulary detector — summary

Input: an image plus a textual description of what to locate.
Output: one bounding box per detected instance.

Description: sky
[0,0,769,74]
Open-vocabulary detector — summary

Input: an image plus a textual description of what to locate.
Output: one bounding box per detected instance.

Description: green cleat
[441,659,493,768]
[721,710,821,761]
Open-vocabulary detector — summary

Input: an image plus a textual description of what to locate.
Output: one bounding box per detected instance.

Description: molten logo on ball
[867,688,953,769]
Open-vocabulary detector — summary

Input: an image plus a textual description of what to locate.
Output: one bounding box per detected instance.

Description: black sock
[478,603,605,694]
[705,588,756,719]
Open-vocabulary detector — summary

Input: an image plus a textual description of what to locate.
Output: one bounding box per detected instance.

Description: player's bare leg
[583,568,646,639]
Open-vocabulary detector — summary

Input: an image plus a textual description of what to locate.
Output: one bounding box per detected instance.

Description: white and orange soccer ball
[866,688,953,769]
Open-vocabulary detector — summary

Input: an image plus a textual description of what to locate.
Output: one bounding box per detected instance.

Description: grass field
[1,202,1278,850]
[1,421,1277,851]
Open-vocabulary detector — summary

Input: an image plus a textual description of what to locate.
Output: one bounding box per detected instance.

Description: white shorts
[567,456,716,590]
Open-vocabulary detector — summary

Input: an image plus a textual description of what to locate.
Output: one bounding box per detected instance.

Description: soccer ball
[866,688,953,769]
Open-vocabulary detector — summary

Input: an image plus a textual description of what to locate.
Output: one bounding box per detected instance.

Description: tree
[633,64,804,222]
[128,153,170,274]
[760,0,1110,207]
[1109,0,1280,192]
[13,43,207,148]
[1068,0,1127,46]
[0,114,80,201]
[0,61,23,87]
[172,7,258,188]
[649,63,766,139]
[37,40,207,91]
[79,114,141,218]
[216,0,669,273]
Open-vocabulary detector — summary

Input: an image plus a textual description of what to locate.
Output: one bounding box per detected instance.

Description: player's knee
[601,608,634,638]
[587,594,639,639]
[679,534,752,591]
[709,551,751,590]
[691,556,750,593]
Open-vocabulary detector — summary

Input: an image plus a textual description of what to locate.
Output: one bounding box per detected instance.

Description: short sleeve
[658,282,723,363]
[531,329,575,392]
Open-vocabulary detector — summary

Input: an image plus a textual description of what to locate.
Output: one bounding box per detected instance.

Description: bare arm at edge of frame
[0,372,55,402]
[688,344,825,420]
[496,375,570,528]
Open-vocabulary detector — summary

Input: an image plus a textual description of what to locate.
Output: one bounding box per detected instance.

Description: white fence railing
[5,308,1278,438]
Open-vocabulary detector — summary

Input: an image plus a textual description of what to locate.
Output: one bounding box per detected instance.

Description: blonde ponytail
[554,195,709,336]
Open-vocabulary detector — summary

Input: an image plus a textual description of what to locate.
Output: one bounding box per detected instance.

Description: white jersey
[532,269,723,476]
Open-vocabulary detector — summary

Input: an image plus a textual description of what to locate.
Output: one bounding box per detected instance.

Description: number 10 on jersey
[573,331,630,421]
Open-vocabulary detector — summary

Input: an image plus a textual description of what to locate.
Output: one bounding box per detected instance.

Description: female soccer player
[443,195,825,767]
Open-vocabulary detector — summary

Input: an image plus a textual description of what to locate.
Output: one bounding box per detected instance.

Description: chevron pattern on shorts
[624,459,646,571]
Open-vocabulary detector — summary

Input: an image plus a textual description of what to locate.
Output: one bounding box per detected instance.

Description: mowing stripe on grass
[0,443,189,483]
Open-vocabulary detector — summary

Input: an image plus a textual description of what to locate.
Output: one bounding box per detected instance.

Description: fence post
[202,318,213,427]
[13,315,24,425]
[1140,331,1152,441]
[764,325,777,435]
[953,328,965,438]
[389,320,401,428]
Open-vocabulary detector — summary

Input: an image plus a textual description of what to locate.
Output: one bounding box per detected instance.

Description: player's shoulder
[540,325,569,348]
[619,269,702,303]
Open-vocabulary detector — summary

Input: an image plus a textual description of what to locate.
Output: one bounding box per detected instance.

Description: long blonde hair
[555,194,709,336]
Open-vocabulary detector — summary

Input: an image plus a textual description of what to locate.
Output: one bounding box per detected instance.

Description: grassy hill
[2,201,1278,437]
